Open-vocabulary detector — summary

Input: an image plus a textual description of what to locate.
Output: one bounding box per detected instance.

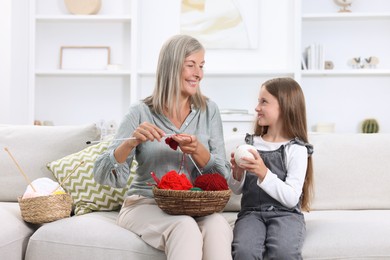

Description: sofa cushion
[0,202,37,260]
[26,211,166,260]
[223,134,246,212]
[47,141,136,215]
[0,124,100,202]
[309,133,390,210]
[303,210,390,259]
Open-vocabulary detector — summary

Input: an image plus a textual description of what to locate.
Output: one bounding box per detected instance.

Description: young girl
[229,77,314,260]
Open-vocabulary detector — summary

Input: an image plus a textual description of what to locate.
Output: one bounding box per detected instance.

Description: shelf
[35,15,131,22]
[301,69,390,76]
[138,69,294,77]
[35,70,131,76]
[302,12,390,21]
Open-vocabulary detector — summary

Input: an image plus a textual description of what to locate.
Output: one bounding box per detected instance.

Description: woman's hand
[172,134,210,168]
[129,122,167,146]
[171,134,197,154]
[114,122,165,163]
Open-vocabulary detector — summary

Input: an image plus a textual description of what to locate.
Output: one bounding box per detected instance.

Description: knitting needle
[51,161,85,194]
[187,154,203,175]
[177,147,203,175]
[4,147,37,192]
[86,134,175,145]
[86,137,136,145]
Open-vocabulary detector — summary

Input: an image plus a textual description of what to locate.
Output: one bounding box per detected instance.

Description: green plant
[362,118,379,133]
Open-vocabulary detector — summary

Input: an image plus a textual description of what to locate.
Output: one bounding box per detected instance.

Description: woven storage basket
[18,193,72,224]
[153,186,231,217]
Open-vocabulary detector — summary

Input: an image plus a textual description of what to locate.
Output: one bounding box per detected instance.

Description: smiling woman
[92,34,233,260]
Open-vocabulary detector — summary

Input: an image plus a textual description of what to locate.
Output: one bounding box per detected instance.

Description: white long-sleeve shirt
[228,136,308,208]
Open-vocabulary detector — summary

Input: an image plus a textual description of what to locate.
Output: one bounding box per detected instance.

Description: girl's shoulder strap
[245,133,254,145]
[288,137,314,156]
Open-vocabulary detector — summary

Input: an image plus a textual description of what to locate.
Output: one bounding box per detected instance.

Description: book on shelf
[304,43,324,70]
[301,54,307,70]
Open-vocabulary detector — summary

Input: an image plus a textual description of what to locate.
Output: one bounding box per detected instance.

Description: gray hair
[144,35,207,116]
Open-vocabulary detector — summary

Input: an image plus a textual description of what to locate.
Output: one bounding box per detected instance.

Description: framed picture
[60,46,110,70]
[180,0,259,49]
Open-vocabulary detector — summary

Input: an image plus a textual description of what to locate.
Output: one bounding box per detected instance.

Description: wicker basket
[18,193,72,224]
[153,187,231,217]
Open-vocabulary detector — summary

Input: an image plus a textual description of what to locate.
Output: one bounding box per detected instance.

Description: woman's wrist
[114,140,136,163]
[191,144,210,168]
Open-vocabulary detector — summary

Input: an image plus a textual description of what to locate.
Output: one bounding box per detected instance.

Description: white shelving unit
[299,0,390,133]
[29,0,133,125]
[25,0,390,133]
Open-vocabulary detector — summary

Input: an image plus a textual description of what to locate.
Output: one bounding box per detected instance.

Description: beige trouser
[117,195,233,260]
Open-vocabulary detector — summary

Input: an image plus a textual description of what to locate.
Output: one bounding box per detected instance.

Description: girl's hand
[230,151,245,181]
[237,149,268,181]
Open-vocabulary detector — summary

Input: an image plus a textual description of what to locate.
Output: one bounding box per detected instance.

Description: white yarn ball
[234,144,256,167]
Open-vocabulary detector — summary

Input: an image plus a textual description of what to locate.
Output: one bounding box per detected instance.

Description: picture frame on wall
[60,46,111,70]
[180,0,259,49]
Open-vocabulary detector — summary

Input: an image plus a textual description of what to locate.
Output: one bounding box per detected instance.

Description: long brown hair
[254,77,313,211]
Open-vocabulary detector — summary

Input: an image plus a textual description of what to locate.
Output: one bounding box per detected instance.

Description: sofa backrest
[0,124,100,202]
[309,133,390,210]
[223,134,247,211]
[223,133,390,211]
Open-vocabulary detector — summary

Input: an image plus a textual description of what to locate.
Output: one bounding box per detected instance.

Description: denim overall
[232,134,313,260]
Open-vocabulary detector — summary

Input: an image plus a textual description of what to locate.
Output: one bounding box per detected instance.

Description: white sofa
[1,124,390,259]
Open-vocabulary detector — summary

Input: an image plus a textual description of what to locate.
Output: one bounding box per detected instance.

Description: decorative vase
[64,0,102,15]
[362,118,379,133]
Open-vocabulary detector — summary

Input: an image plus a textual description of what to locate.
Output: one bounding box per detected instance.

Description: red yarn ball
[194,173,228,191]
[158,170,193,190]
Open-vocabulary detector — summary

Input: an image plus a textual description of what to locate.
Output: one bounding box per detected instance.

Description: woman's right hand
[115,122,166,163]
[130,122,167,144]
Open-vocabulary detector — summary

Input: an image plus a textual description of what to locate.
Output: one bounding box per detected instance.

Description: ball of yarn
[234,144,256,168]
[194,173,228,191]
[158,170,193,190]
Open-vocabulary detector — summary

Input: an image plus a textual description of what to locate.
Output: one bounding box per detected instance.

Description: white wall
[136,0,294,121]
[0,0,30,125]
[1,0,390,133]
[137,0,294,71]
[0,1,12,123]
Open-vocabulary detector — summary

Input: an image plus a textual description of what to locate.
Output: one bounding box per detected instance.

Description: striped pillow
[47,141,136,216]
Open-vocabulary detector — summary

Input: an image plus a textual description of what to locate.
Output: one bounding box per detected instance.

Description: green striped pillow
[47,141,136,216]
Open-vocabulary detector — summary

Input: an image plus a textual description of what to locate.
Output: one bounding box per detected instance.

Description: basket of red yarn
[152,171,231,217]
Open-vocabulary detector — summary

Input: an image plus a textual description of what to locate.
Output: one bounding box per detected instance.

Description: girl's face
[255,86,281,127]
[180,50,205,98]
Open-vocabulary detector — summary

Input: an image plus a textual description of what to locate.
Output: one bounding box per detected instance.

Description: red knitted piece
[158,170,193,190]
[194,173,228,191]
[165,137,179,150]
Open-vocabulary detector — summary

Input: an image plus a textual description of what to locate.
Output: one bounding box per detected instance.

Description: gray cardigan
[93,100,230,198]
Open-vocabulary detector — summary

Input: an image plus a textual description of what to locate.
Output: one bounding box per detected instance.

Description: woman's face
[180,50,205,98]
